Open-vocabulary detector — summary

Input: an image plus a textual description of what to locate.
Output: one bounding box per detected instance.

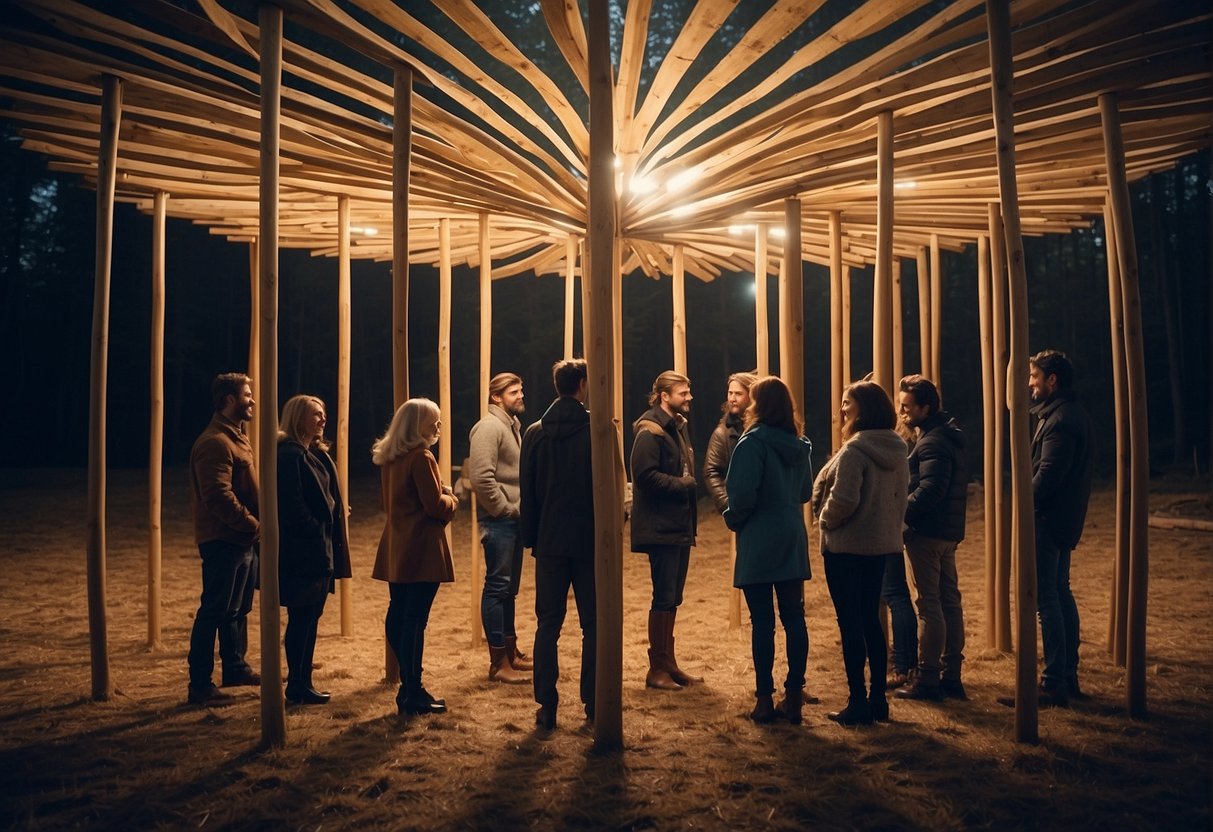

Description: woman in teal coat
[723,376,814,724]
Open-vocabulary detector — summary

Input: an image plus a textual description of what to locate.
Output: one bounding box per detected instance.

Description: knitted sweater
[811,429,908,556]
[468,403,522,520]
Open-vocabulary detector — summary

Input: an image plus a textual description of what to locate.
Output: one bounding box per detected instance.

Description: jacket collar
[212,412,249,442]
[488,402,520,429]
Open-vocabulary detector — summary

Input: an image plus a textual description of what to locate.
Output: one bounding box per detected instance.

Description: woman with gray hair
[277,394,351,705]
[371,398,459,716]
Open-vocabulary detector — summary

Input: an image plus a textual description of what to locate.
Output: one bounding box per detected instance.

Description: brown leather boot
[666,609,703,686]
[645,611,682,690]
[506,635,533,671]
[488,644,531,684]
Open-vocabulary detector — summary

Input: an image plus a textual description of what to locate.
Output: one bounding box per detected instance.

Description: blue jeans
[188,540,257,688]
[742,580,808,697]
[1035,524,1079,688]
[480,517,523,647]
[882,551,917,675]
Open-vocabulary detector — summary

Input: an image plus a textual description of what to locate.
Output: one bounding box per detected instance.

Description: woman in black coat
[277,394,352,705]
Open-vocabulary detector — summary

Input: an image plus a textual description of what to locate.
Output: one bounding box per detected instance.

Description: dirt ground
[0,467,1210,831]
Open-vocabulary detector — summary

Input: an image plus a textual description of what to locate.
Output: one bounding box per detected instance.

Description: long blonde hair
[372,398,440,465]
[278,394,329,451]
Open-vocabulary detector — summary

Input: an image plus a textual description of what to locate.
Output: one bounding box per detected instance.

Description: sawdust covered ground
[0,468,1210,831]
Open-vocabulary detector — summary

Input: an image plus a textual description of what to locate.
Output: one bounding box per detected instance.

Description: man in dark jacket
[630,370,701,690]
[520,359,595,730]
[1028,349,1094,705]
[703,371,758,513]
[187,372,261,707]
[894,375,969,702]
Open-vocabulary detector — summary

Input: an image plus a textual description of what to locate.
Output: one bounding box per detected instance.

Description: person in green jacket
[723,376,814,724]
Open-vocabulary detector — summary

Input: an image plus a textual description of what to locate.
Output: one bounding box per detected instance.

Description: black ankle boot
[286,684,331,705]
[827,697,874,726]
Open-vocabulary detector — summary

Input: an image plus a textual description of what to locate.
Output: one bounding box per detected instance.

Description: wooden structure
[2,0,1209,747]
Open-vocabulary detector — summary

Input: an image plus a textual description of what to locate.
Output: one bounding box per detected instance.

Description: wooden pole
[930,233,943,386]
[987,0,1038,743]
[829,211,844,452]
[754,223,769,376]
[672,244,687,376]
[438,218,453,531]
[588,0,623,751]
[872,110,894,394]
[977,233,996,649]
[892,257,904,386]
[988,203,1012,654]
[564,234,577,360]
[85,73,121,702]
[258,1,286,748]
[336,195,353,638]
[781,199,805,413]
[471,213,491,649]
[1102,201,1130,667]
[842,267,852,387]
[916,246,930,375]
[147,189,166,651]
[1099,92,1149,719]
[392,66,413,408]
[247,240,260,465]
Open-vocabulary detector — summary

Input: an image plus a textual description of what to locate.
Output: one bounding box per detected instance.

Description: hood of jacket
[848,428,907,470]
[540,396,589,439]
[746,423,812,466]
[920,410,965,451]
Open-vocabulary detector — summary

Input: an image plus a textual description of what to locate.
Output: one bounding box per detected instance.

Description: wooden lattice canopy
[0,0,1209,281]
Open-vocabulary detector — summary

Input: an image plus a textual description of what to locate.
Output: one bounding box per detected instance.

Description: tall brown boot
[505,635,533,671]
[666,609,703,686]
[645,611,682,690]
[488,644,531,684]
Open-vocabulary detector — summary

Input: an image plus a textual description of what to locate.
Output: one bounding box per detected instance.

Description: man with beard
[187,372,261,706]
[630,370,702,690]
[703,371,758,514]
[469,372,531,684]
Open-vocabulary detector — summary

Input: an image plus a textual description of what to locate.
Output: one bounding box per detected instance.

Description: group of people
[184,347,1093,729]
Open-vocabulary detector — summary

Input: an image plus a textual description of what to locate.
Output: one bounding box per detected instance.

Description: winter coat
[629,405,698,550]
[520,396,594,560]
[811,429,908,556]
[1031,391,1094,549]
[190,413,259,547]
[905,411,969,542]
[277,440,352,607]
[372,446,457,584]
[704,412,744,513]
[468,403,522,521]
[723,424,814,586]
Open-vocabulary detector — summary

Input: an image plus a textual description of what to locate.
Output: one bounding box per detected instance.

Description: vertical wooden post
[842,267,852,387]
[85,73,121,702]
[977,234,996,649]
[987,0,1038,743]
[930,233,943,386]
[1102,202,1130,666]
[754,223,769,376]
[1099,92,1149,719]
[872,110,894,393]
[247,240,260,464]
[438,218,453,516]
[988,204,1012,653]
[780,199,805,409]
[471,214,491,648]
[829,212,844,452]
[916,245,930,375]
[336,195,353,637]
[258,2,286,748]
[892,258,904,386]
[148,189,167,651]
[392,66,413,408]
[588,0,623,751]
[565,234,577,359]
[672,244,687,376]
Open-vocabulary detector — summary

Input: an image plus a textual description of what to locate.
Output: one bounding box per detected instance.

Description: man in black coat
[630,370,701,690]
[520,359,595,730]
[703,371,758,514]
[1028,349,1094,706]
[894,375,969,703]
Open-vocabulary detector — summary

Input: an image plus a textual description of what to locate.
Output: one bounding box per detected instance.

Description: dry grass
[0,468,1209,831]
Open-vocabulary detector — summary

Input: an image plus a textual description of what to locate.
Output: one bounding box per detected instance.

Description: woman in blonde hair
[277,395,351,705]
[371,398,458,716]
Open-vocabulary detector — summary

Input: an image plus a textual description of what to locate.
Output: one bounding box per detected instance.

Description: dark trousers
[742,580,808,697]
[284,597,327,690]
[645,545,690,612]
[188,540,257,688]
[533,556,597,714]
[824,551,889,701]
[480,517,524,647]
[881,551,918,674]
[386,582,440,700]
[1035,524,1080,688]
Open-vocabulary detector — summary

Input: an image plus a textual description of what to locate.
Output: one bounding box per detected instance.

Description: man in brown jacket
[187,373,261,706]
